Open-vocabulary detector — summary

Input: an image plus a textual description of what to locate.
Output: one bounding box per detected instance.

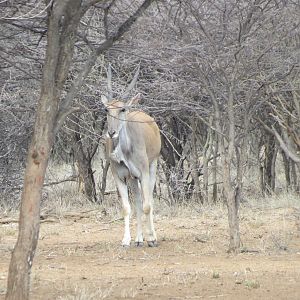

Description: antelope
[101,66,161,247]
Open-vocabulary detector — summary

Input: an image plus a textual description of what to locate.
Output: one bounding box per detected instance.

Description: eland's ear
[127,93,142,106]
[101,95,108,105]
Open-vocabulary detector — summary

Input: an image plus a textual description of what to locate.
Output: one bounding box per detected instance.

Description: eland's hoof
[135,241,144,247]
[147,240,158,247]
[122,244,130,249]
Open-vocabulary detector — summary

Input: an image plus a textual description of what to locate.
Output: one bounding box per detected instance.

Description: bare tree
[4,1,155,299]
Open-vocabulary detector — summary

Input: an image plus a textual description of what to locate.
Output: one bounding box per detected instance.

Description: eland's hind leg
[129,178,144,246]
[145,159,158,247]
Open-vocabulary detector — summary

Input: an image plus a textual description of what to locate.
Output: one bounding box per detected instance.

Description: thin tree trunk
[226,187,240,251]
[271,146,277,191]
[224,88,240,252]
[202,155,209,203]
[235,115,249,205]
[72,139,98,202]
[190,118,202,203]
[263,135,276,194]
[282,150,291,191]
[212,135,218,203]
[162,163,175,206]
[6,80,59,300]
[291,161,298,192]
[202,121,213,204]
[221,144,240,252]
[259,163,264,194]
[100,159,110,200]
[76,154,97,202]
[205,78,240,252]
[70,116,99,202]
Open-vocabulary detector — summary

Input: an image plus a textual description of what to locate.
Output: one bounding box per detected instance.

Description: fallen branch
[43,175,78,187]
[0,218,18,224]
[11,175,79,190]
[104,190,118,195]
[0,216,61,224]
[105,217,123,224]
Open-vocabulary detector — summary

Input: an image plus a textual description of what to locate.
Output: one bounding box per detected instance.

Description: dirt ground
[0,206,300,299]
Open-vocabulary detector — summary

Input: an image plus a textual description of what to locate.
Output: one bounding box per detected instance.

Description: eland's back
[125,111,161,163]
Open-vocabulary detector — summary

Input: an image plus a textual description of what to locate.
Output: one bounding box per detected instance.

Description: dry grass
[0,196,300,299]
[1,148,300,298]
[57,284,115,300]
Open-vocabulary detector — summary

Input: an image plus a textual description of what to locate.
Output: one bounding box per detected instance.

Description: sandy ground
[0,206,300,299]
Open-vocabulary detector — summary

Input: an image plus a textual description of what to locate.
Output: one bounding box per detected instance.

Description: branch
[272,127,300,163]
[257,118,300,163]
[55,106,81,132]
[92,0,154,53]
[0,50,39,80]
[55,0,154,132]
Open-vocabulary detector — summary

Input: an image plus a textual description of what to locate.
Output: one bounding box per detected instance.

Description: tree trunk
[6,86,59,300]
[226,188,240,252]
[235,115,249,205]
[202,155,209,203]
[270,146,277,191]
[100,159,110,200]
[225,89,240,252]
[207,80,240,252]
[261,135,277,194]
[221,149,240,252]
[6,2,81,298]
[70,117,98,203]
[282,150,291,191]
[202,122,213,204]
[73,145,97,202]
[291,161,298,192]
[190,119,202,203]
[160,118,186,202]
[212,136,219,203]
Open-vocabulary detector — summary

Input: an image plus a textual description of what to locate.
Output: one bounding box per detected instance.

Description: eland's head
[101,64,141,139]
[101,93,141,139]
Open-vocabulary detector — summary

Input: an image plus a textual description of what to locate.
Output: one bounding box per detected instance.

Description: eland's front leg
[114,176,131,247]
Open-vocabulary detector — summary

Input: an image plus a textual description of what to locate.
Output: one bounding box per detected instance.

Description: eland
[102,67,161,247]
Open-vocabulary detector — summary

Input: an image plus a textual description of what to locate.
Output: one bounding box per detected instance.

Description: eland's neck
[119,113,132,154]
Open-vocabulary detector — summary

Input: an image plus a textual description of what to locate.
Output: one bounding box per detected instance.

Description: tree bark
[6,93,57,299]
